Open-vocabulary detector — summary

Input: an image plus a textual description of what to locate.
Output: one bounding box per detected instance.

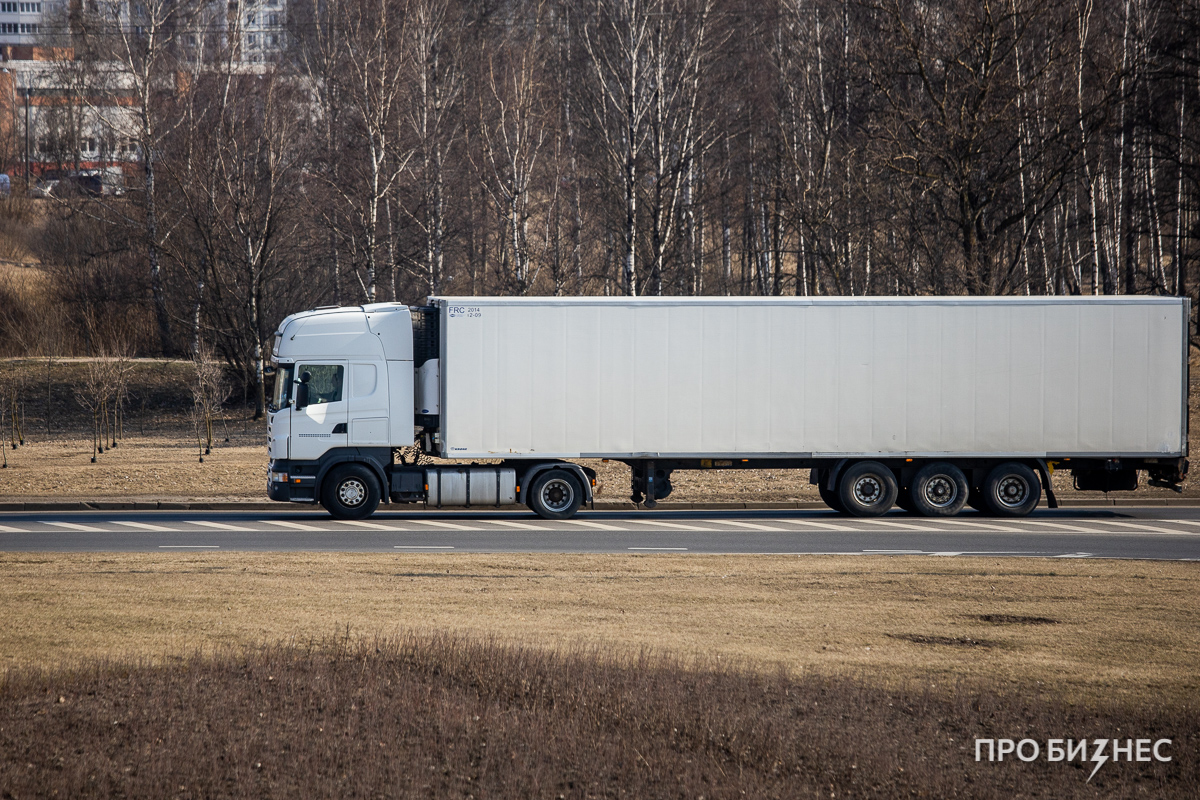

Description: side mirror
[294,380,310,410]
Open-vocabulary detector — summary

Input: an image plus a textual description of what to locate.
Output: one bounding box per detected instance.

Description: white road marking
[868,520,944,532]
[1019,520,1101,533]
[0,524,28,532]
[715,520,789,532]
[409,520,487,531]
[928,552,963,556]
[187,520,257,531]
[158,545,219,549]
[862,549,923,553]
[1091,520,1193,535]
[334,520,410,531]
[938,519,1026,532]
[635,520,713,531]
[392,545,454,549]
[628,547,688,551]
[562,520,630,531]
[112,521,175,532]
[1054,552,1094,558]
[770,519,860,531]
[44,521,105,532]
[486,520,549,530]
[260,520,337,532]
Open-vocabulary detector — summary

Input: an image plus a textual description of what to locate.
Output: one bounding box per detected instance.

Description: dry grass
[1,633,1194,799]
[2,553,1198,708]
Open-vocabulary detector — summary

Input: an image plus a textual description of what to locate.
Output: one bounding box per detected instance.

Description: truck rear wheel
[981,462,1041,517]
[528,469,583,520]
[910,462,969,517]
[838,461,898,517]
[321,464,381,520]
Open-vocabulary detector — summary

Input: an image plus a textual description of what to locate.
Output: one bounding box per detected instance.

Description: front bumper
[267,459,318,503]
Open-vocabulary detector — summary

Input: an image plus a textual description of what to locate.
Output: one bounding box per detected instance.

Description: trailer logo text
[975,738,1171,782]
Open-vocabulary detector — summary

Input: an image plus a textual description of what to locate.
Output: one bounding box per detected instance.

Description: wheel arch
[512,461,595,506]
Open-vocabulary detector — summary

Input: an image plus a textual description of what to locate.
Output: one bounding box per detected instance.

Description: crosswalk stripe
[1091,520,1193,535]
[868,520,944,532]
[334,520,409,530]
[486,520,547,530]
[937,519,1025,532]
[0,524,27,532]
[770,519,859,531]
[260,520,336,532]
[716,520,789,532]
[1019,520,1101,533]
[562,519,630,531]
[187,520,256,531]
[411,520,488,531]
[44,521,105,532]
[112,521,176,532]
[636,520,713,531]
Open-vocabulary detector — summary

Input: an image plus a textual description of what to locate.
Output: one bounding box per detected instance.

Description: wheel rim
[338,477,367,507]
[540,478,575,512]
[996,475,1029,508]
[853,475,882,505]
[923,476,958,508]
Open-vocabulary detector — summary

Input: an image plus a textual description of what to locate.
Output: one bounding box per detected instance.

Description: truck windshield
[269,364,293,412]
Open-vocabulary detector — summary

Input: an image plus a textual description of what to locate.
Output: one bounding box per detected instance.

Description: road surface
[1,507,1200,560]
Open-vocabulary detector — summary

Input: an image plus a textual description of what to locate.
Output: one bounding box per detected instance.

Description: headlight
[270,471,288,483]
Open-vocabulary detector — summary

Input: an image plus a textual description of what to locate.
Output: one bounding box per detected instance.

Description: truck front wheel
[528,469,583,520]
[321,464,381,520]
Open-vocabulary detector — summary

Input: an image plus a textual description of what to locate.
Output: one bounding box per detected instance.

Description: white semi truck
[266,296,1189,520]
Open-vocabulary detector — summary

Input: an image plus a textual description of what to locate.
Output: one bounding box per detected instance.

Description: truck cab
[266,303,594,520]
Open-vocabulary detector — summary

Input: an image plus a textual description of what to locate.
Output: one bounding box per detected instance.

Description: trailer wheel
[818,481,846,514]
[838,461,898,517]
[981,462,1041,517]
[528,469,583,520]
[321,464,381,520]
[910,462,969,517]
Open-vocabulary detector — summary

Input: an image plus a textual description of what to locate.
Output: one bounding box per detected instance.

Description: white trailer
[266,296,1189,519]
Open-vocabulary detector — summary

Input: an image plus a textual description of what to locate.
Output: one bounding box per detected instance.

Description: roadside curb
[1,498,1197,512]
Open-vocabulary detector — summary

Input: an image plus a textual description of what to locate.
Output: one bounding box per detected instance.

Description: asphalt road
[1,506,1200,560]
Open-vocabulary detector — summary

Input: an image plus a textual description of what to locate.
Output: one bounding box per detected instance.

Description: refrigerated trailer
[265,296,1189,519]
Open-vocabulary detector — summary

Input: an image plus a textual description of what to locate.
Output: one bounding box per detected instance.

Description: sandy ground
[2,552,1197,707]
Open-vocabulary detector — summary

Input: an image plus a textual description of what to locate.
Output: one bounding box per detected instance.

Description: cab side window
[298,364,344,404]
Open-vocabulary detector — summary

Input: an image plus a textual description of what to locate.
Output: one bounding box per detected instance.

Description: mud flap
[1035,459,1059,509]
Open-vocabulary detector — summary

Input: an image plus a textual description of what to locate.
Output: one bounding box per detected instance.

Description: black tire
[818,481,846,514]
[837,461,898,517]
[528,469,583,520]
[910,462,969,517]
[981,462,1041,517]
[321,464,381,520]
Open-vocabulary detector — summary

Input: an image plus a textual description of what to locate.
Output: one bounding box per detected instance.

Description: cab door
[290,362,349,460]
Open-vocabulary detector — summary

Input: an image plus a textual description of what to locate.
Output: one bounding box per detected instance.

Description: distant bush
[0,633,1194,798]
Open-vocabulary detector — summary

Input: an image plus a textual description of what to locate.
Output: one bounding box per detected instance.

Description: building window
[269,33,278,45]
[18,22,36,32]
[18,3,40,12]
[0,22,15,32]
[246,12,255,24]
[267,12,277,25]
[0,4,16,13]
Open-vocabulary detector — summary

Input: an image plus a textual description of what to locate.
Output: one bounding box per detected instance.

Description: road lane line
[187,520,257,531]
[260,520,337,532]
[562,520,630,531]
[635,520,713,531]
[44,521,106,532]
[485,520,548,530]
[714,520,789,532]
[159,545,219,549]
[112,521,176,532]
[928,552,964,556]
[862,549,924,553]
